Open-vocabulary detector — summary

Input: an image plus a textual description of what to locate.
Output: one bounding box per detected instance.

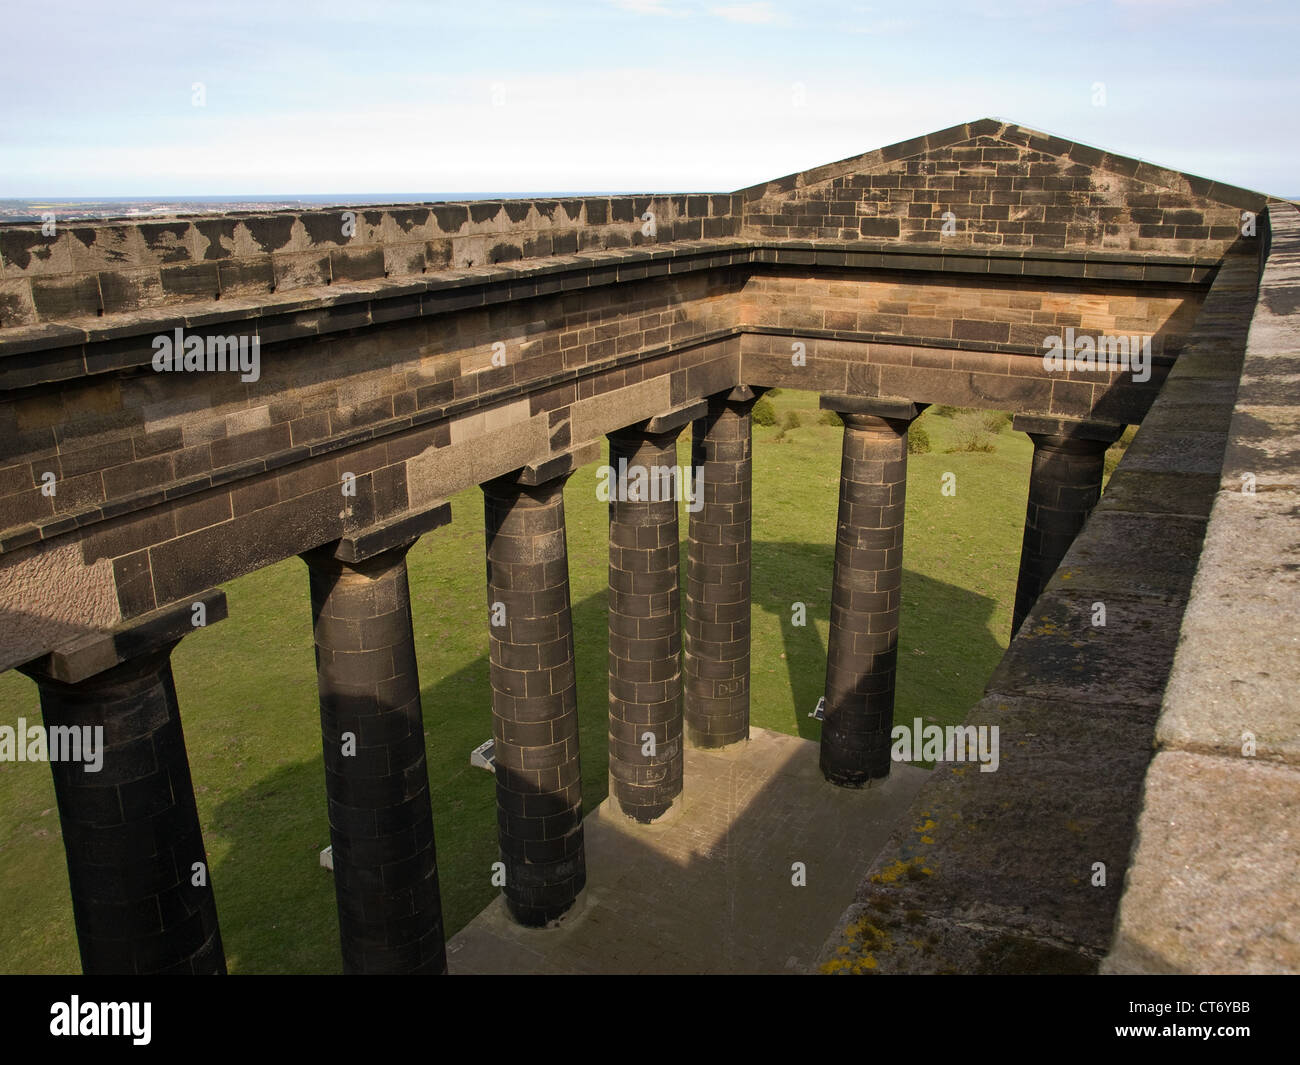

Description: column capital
[610,399,709,443]
[716,384,769,404]
[820,394,928,425]
[483,440,601,497]
[1013,414,1126,447]
[301,502,452,567]
[19,588,226,686]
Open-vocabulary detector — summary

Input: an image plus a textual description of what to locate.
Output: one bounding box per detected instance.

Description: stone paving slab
[1157,488,1300,763]
[1103,751,1300,974]
[446,726,928,974]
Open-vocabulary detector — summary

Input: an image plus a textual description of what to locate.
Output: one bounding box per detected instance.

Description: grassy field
[0,391,1040,973]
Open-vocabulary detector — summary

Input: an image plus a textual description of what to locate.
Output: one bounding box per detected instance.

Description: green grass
[0,390,1033,973]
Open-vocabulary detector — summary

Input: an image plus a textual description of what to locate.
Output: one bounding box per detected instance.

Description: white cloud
[612,0,689,16]
[710,2,782,24]
[847,16,916,33]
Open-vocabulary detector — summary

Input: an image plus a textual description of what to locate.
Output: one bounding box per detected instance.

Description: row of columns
[17,389,1118,974]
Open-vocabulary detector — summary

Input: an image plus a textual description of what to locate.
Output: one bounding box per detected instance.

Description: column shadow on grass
[749,540,1005,742]
[206,544,1004,973]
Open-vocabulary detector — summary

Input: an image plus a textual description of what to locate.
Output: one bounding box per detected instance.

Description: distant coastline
[0,192,633,224]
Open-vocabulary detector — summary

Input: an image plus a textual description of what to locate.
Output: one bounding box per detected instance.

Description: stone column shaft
[483,470,585,927]
[607,422,687,823]
[684,388,760,749]
[819,399,923,787]
[304,540,446,975]
[19,597,227,975]
[1011,417,1124,635]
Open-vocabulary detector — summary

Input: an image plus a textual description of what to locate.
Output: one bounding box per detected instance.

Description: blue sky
[2,0,1296,196]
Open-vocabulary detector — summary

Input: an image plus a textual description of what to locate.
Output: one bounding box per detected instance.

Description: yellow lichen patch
[871,859,913,885]
[914,818,937,834]
[920,835,935,844]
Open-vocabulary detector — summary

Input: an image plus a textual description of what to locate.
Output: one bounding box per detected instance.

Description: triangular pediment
[738,119,1271,256]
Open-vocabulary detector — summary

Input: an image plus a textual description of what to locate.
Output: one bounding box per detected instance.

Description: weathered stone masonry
[0,119,1272,973]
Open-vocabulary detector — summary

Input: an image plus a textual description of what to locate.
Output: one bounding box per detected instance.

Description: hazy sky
[2,0,1296,196]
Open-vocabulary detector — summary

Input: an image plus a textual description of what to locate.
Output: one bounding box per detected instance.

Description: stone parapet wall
[0,194,742,327]
[1103,201,1300,974]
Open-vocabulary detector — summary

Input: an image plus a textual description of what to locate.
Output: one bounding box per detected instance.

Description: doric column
[482,448,595,927]
[819,396,926,788]
[606,402,703,823]
[1011,415,1125,636]
[301,504,452,975]
[684,385,764,749]
[17,591,228,974]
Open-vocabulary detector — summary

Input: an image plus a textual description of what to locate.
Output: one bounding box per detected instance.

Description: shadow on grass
[208,542,1003,973]
[750,540,1004,742]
